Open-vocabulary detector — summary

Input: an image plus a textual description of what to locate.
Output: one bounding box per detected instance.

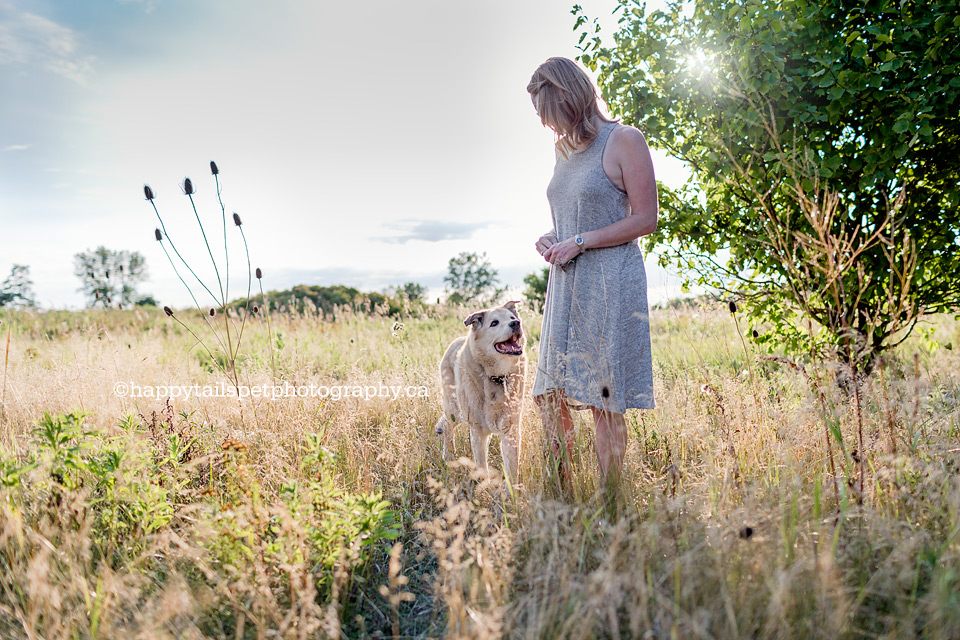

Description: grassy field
[1,302,959,639]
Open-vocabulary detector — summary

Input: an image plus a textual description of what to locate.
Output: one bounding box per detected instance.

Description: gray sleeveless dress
[532,121,655,413]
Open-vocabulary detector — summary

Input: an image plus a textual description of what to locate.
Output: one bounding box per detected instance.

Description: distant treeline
[229,284,420,318]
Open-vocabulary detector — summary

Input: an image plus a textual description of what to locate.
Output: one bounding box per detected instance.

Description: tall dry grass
[0,302,959,639]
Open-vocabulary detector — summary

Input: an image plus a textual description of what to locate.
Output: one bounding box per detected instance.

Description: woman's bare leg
[591,408,627,484]
[535,390,575,495]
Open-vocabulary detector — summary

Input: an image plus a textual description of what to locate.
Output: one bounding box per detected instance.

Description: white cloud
[374,219,492,244]
[2,143,29,151]
[0,2,95,83]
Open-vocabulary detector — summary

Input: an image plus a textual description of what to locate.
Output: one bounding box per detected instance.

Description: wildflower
[728,300,738,314]
[221,437,248,453]
[154,228,162,241]
[210,161,219,175]
[183,178,194,195]
[144,185,155,200]
[209,308,216,317]
[164,306,174,317]
[752,329,759,338]
[252,305,260,314]
[255,267,262,279]
[233,213,242,226]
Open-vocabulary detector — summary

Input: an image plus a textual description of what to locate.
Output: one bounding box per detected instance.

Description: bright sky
[0,0,689,310]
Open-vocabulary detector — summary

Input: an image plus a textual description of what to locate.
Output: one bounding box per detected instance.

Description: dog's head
[463,300,524,359]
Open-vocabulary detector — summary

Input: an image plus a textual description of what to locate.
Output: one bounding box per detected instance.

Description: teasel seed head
[255,267,262,279]
[209,308,216,317]
[183,178,194,195]
[144,184,155,200]
[155,228,162,241]
[164,306,174,317]
[232,212,242,226]
[728,300,738,314]
[210,160,219,175]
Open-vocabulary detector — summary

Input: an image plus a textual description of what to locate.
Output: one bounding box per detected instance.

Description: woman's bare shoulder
[610,122,648,147]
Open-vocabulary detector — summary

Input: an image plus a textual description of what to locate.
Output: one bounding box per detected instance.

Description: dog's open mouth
[495,334,523,355]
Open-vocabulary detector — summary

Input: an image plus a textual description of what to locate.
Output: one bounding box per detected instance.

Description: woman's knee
[534,389,564,410]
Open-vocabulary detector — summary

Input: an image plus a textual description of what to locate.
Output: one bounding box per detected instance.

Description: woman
[527,57,658,493]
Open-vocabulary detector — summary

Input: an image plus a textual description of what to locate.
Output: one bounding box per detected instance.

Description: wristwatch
[575,235,585,253]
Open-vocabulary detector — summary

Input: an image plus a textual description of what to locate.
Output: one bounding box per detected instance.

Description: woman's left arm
[543,126,658,266]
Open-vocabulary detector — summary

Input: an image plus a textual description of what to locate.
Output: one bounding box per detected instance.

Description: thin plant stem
[1,327,10,431]
[852,362,865,503]
[914,353,926,441]
[150,200,221,306]
[731,309,761,414]
[878,358,897,454]
[235,225,254,351]
[187,193,225,305]
[215,174,230,309]
[159,241,229,355]
[168,314,227,378]
[258,278,277,379]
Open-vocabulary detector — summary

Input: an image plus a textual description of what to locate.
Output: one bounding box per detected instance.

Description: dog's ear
[464,311,485,329]
[503,300,521,313]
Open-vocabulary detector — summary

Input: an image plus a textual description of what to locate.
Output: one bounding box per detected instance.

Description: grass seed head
[729,300,738,314]
[143,185,155,200]
[154,228,162,242]
[210,160,219,175]
[256,267,262,279]
[163,306,174,317]
[232,212,242,226]
[209,308,216,317]
[183,178,194,195]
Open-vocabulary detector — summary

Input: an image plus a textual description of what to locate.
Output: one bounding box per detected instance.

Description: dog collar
[489,375,505,386]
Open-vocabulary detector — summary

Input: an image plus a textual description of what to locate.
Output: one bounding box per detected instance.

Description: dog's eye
[490,320,499,327]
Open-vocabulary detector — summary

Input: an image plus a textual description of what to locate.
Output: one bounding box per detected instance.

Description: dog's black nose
[509,320,520,329]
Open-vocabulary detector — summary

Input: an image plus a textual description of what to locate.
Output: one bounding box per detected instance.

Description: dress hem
[531,386,655,414]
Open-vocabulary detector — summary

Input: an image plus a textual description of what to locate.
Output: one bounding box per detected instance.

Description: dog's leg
[436,415,456,462]
[469,427,491,475]
[499,430,520,488]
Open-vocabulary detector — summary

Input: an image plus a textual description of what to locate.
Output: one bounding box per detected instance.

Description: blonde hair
[527,57,616,158]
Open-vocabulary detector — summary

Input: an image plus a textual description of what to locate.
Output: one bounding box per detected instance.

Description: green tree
[444,252,505,305]
[398,281,427,302]
[0,264,37,309]
[578,0,960,374]
[73,247,148,309]
[523,267,550,313]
